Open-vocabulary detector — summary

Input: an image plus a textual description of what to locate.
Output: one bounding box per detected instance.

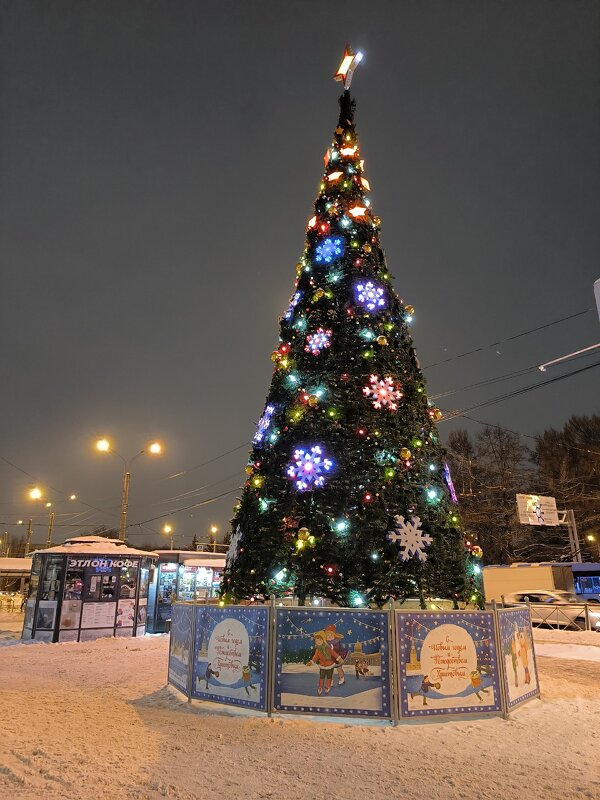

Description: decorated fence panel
[273,607,392,718]
[168,603,194,695]
[395,610,503,718]
[167,603,539,720]
[496,607,540,710]
[191,605,270,711]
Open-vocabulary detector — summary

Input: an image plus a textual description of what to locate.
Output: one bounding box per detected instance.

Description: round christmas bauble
[362,243,372,253]
[400,447,412,460]
[405,304,415,315]
[298,527,310,541]
[308,395,319,407]
[471,546,483,559]
[376,336,388,346]
[245,465,254,475]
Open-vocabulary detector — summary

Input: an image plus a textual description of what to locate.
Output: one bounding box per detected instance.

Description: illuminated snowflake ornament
[387,515,432,562]
[284,291,302,321]
[305,327,332,355]
[355,280,386,312]
[286,445,334,491]
[253,404,275,445]
[363,374,403,411]
[314,236,344,264]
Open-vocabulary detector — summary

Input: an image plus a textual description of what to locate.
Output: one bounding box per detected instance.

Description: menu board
[117,599,136,628]
[81,602,117,629]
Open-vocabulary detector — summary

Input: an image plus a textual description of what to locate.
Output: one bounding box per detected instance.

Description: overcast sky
[2,1,599,549]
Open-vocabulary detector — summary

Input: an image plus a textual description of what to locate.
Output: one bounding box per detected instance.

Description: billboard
[516,494,559,526]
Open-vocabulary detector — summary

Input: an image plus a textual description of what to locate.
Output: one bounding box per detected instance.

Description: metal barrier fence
[167,601,542,723]
[500,597,600,632]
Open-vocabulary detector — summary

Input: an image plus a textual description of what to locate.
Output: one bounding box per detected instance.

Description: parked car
[502,589,593,628]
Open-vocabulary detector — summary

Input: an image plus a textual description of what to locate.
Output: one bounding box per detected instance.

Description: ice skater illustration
[306,631,338,695]
[470,669,490,701]
[355,658,370,679]
[242,665,258,695]
[510,629,519,687]
[202,662,220,690]
[518,630,531,685]
[323,624,347,686]
[410,674,440,706]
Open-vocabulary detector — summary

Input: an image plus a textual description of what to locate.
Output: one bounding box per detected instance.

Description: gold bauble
[362,243,372,253]
[245,465,254,475]
[433,408,443,421]
[376,336,388,346]
[298,527,310,541]
[400,447,412,460]
[308,395,319,407]
[405,304,415,315]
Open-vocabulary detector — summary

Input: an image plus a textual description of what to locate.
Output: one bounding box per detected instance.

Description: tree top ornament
[333,45,364,90]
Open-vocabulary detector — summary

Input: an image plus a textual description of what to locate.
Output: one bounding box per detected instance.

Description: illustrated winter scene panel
[274,608,391,717]
[396,612,502,717]
[191,606,269,710]
[168,603,194,695]
[498,607,540,708]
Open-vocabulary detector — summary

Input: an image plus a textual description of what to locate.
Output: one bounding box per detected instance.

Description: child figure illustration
[323,624,347,686]
[306,631,337,695]
[410,674,440,706]
[355,658,370,679]
[510,626,519,687]
[242,665,257,695]
[518,630,531,685]
[470,669,490,701]
[202,662,219,690]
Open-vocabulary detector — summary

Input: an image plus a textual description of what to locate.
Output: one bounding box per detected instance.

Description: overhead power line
[423,308,591,369]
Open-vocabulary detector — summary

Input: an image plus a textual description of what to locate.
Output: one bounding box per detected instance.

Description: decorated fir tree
[223,49,481,608]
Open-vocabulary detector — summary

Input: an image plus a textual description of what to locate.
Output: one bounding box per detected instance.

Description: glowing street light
[29,486,43,500]
[94,436,165,541]
[163,523,174,550]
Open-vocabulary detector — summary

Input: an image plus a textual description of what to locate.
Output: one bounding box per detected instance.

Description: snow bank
[0,635,598,800]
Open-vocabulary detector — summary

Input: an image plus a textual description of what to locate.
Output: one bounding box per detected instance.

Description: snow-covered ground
[0,631,598,799]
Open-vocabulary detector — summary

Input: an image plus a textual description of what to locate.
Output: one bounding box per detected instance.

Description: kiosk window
[119,564,138,599]
[41,556,64,601]
[64,568,84,600]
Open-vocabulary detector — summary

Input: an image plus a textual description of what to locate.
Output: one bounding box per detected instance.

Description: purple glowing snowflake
[286,445,334,491]
[284,291,302,321]
[253,404,275,445]
[355,280,387,313]
[305,327,332,356]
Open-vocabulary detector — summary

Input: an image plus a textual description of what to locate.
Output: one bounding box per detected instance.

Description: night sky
[2,1,599,549]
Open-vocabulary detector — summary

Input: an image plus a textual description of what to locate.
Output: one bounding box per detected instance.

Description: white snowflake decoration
[363,374,403,411]
[387,515,432,562]
[225,524,244,571]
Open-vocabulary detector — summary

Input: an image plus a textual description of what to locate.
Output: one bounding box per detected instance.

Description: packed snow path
[0,633,598,800]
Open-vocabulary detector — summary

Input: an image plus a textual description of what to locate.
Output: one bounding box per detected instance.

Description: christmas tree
[223,49,481,608]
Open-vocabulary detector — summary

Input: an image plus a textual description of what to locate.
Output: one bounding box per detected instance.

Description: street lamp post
[96,438,163,541]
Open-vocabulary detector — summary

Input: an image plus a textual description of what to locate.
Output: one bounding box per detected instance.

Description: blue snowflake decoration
[286,445,334,491]
[253,404,275,446]
[284,291,302,321]
[314,236,345,265]
[355,280,387,313]
[305,327,332,356]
